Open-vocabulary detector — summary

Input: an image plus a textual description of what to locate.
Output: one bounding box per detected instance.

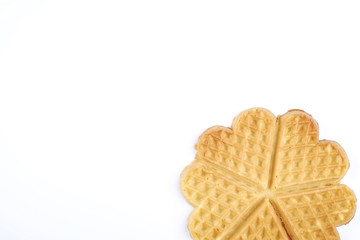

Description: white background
[0,0,359,239]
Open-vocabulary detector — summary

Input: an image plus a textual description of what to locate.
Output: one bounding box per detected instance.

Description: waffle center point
[262,189,274,199]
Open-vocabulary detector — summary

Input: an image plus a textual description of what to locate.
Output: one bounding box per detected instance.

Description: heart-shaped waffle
[181,108,356,240]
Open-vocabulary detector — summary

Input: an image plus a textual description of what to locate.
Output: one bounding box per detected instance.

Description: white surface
[0,0,359,239]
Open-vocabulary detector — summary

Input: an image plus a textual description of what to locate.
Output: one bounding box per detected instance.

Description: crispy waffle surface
[181,108,356,240]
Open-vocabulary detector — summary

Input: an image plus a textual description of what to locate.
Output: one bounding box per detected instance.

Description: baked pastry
[181,108,356,240]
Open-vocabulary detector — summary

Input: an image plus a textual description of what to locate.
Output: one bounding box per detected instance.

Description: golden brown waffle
[181,108,356,240]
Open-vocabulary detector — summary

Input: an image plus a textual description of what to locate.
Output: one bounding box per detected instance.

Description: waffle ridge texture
[181,108,356,240]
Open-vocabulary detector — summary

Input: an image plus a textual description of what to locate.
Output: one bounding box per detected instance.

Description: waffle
[181,108,356,240]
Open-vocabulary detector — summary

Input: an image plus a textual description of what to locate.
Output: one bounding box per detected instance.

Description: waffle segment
[196,108,276,188]
[273,110,349,189]
[181,162,258,239]
[229,199,289,240]
[275,185,356,239]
